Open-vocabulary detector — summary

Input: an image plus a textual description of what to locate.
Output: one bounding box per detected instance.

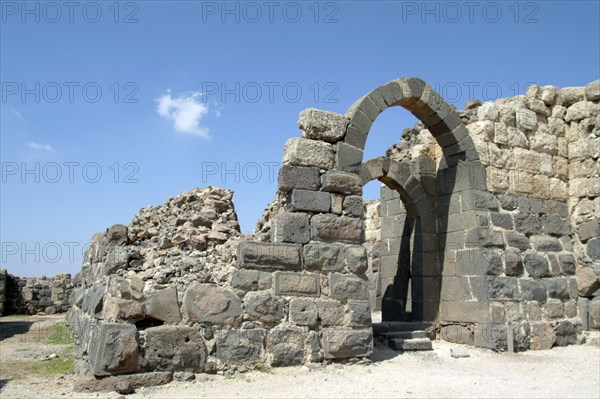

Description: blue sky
[1,0,599,277]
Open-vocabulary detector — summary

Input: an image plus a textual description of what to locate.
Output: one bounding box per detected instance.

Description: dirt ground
[0,315,599,399]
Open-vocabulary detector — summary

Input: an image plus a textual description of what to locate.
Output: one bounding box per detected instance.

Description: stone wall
[0,269,6,315]
[0,273,73,315]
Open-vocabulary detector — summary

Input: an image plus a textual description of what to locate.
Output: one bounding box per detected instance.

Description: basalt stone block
[229,269,272,296]
[558,254,576,276]
[530,235,562,252]
[289,298,318,327]
[215,328,265,365]
[545,279,569,300]
[311,214,363,243]
[321,327,373,359]
[524,254,550,278]
[90,323,139,376]
[278,165,320,192]
[498,195,518,211]
[542,215,571,236]
[321,170,362,195]
[271,212,310,244]
[182,283,242,324]
[490,213,514,230]
[316,298,345,326]
[514,215,542,236]
[588,237,600,261]
[106,224,129,245]
[488,277,518,300]
[303,242,345,272]
[555,321,577,346]
[530,323,556,350]
[329,273,369,300]
[345,245,368,275]
[103,246,129,275]
[343,195,364,217]
[336,142,363,173]
[298,108,348,143]
[243,291,284,323]
[82,283,106,317]
[144,326,207,372]
[145,287,181,324]
[504,250,523,276]
[237,241,302,271]
[520,279,547,302]
[504,231,530,251]
[288,189,331,213]
[576,267,600,297]
[462,191,499,211]
[347,300,371,327]
[283,137,334,169]
[274,272,320,297]
[267,324,306,366]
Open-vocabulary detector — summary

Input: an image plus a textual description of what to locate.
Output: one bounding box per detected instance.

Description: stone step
[383,330,428,340]
[389,337,433,351]
[373,322,436,340]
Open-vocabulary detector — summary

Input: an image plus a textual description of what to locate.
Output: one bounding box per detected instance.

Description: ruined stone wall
[0,269,6,315]
[374,79,600,348]
[0,273,73,315]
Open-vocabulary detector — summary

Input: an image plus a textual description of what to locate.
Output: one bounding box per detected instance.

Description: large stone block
[336,142,363,173]
[90,323,139,376]
[316,298,345,326]
[321,327,372,359]
[545,279,569,300]
[541,215,571,236]
[237,241,302,271]
[585,79,600,101]
[520,279,547,303]
[530,323,556,350]
[576,267,600,297]
[329,273,369,300]
[267,324,306,366]
[274,272,320,297]
[555,321,577,346]
[289,298,318,326]
[283,137,334,169]
[298,108,348,143]
[578,219,599,242]
[345,245,368,275]
[288,189,331,213]
[145,287,181,324]
[321,170,362,195]
[347,300,371,327]
[523,254,550,278]
[504,231,531,251]
[303,242,344,272]
[215,329,265,365]
[504,250,523,276]
[144,326,207,372]
[514,215,542,236]
[440,301,491,323]
[229,269,272,296]
[343,195,364,217]
[271,212,310,244]
[310,214,363,243]
[487,277,518,300]
[243,291,284,323]
[103,246,129,275]
[530,235,562,252]
[558,254,576,275]
[182,283,242,324]
[278,165,320,192]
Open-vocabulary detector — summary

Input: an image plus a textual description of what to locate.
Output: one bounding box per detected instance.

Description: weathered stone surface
[103,246,129,275]
[336,142,363,173]
[516,109,537,131]
[289,298,318,326]
[530,323,555,350]
[347,300,371,327]
[311,214,363,243]
[555,321,577,346]
[345,245,368,274]
[545,279,569,300]
[590,297,600,329]
[288,189,331,213]
[558,254,576,275]
[321,327,372,359]
[316,298,345,326]
[278,165,320,192]
[504,250,523,276]
[229,269,272,296]
[576,267,600,297]
[82,283,106,317]
[215,329,265,365]
[530,235,562,252]
[274,272,320,297]
[144,326,207,372]
[514,215,541,236]
[504,231,530,251]
[490,213,513,230]
[303,242,344,272]
[578,219,599,242]
[90,323,139,376]
[523,254,549,278]
[107,224,129,245]
[243,291,284,323]
[545,299,564,318]
[440,325,474,345]
[182,283,242,324]
[321,171,362,195]
[588,237,600,261]
[238,241,302,271]
[343,196,364,217]
[267,324,306,366]
[145,287,181,324]
[329,273,369,300]
[271,212,310,244]
[520,279,547,303]
[298,108,348,143]
[74,372,173,393]
[487,277,518,300]
[585,79,600,101]
[283,137,334,169]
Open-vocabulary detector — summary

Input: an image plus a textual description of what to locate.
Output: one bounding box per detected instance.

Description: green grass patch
[27,358,74,376]
[43,323,73,345]
[254,363,272,373]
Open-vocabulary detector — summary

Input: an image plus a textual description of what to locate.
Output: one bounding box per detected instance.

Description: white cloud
[27,142,55,152]
[156,91,210,139]
[11,108,23,120]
